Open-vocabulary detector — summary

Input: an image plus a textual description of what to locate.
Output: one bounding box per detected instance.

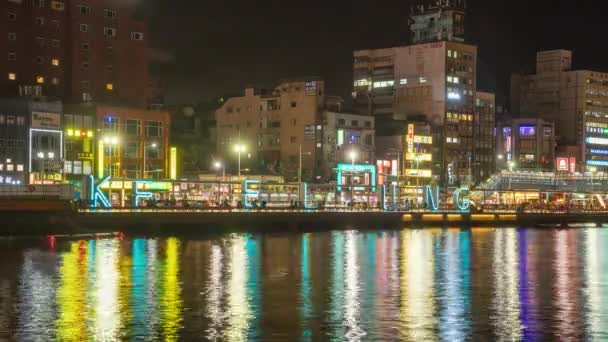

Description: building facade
[409,0,466,44]
[511,49,608,170]
[353,40,477,184]
[215,79,327,181]
[2,0,149,106]
[96,106,170,179]
[474,91,496,183]
[496,118,555,171]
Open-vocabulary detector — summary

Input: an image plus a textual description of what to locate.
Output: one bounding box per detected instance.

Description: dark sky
[140,0,606,107]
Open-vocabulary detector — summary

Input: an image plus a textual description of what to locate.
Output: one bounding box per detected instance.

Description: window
[147,147,161,160]
[352,120,359,127]
[104,27,117,37]
[50,1,64,11]
[36,76,44,84]
[51,58,59,66]
[36,56,44,64]
[81,43,89,50]
[73,161,82,174]
[83,161,91,175]
[419,77,427,83]
[106,65,113,72]
[125,119,140,135]
[373,80,394,88]
[364,121,372,128]
[6,164,14,172]
[8,12,17,21]
[51,39,60,48]
[51,77,59,85]
[8,73,16,81]
[290,118,297,126]
[291,101,297,108]
[400,78,407,85]
[35,37,45,47]
[145,121,162,137]
[316,143,322,148]
[448,50,453,57]
[51,19,60,30]
[7,116,15,125]
[104,9,116,18]
[8,33,16,41]
[81,80,90,88]
[131,32,143,40]
[8,53,16,61]
[105,83,114,91]
[33,0,45,8]
[0,115,5,125]
[290,136,297,143]
[81,62,89,69]
[17,116,25,125]
[16,164,24,172]
[64,161,72,174]
[78,5,91,15]
[103,116,119,131]
[79,24,88,32]
[36,17,44,25]
[126,141,139,158]
[338,119,345,125]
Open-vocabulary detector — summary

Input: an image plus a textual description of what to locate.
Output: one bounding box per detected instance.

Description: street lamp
[349,150,357,166]
[143,142,158,179]
[348,150,358,207]
[213,161,225,180]
[234,144,247,178]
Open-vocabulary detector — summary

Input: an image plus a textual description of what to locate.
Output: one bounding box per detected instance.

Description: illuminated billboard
[556,158,569,171]
[413,135,432,144]
[406,153,432,161]
[587,137,608,145]
[405,169,432,178]
[519,126,536,136]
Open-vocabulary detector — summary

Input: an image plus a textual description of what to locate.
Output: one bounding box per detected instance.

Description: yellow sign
[413,135,432,144]
[170,147,177,180]
[405,169,432,178]
[97,141,104,178]
[406,153,432,161]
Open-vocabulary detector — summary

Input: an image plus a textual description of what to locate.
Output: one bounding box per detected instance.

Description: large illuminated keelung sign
[423,185,470,212]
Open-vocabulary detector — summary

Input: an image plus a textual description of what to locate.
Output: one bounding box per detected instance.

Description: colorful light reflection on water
[1,228,608,340]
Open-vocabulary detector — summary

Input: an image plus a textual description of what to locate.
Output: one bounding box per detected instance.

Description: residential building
[96,106,170,179]
[409,0,466,44]
[2,0,149,106]
[474,91,496,183]
[354,41,477,184]
[215,78,326,181]
[496,118,555,171]
[321,111,375,180]
[511,49,608,170]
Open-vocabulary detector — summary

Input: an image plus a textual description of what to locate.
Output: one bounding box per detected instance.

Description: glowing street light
[234,144,247,178]
[349,150,357,165]
[143,142,158,179]
[213,161,225,180]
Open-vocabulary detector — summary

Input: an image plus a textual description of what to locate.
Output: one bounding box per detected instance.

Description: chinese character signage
[31,112,61,129]
[556,158,568,171]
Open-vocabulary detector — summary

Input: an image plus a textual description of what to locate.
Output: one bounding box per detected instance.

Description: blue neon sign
[336,163,377,192]
[132,181,153,207]
[89,175,111,208]
[587,160,608,166]
[590,149,608,155]
[243,180,260,208]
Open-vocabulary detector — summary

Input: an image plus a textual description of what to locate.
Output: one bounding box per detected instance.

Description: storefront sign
[556,157,569,171]
[407,124,414,153]
[31,112,61,129]
[569,157,576,173]
[0,175,21,185]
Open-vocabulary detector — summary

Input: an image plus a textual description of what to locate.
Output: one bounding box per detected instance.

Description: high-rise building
[512,49,608,171]
[496,118,555,171]
[2,0,149,107]
[353,0,477,185]
[474,91,495,183]
[353,43,477,184]
[409,0,466,44]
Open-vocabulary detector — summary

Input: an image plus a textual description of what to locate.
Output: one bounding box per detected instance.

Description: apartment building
[496,118,555,171]
[512,50,608,170]
[2,0,149,106]
[474,91,496,183]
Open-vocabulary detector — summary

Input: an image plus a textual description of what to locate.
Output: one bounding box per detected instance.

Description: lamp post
[234,144,246,179]
[143,142,158,179]
[37,152,45,183]
[103,136,119,205]
[214,161,225,180]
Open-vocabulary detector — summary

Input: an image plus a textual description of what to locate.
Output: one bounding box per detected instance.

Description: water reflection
[4,228,608,340]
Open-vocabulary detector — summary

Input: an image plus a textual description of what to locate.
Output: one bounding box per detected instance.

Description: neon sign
[587,137,608,145]
[407,124,414,153]
[89,175,111,208]
[132,181,153,207]
[587,160,608,166]
[336,163,376,192]
[423,185,471,212]
[243,180,260,208]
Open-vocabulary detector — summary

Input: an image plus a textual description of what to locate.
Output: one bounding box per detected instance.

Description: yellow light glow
[405,153,432,161]
[413,135,433,144]
[170,147,177,179]
[98,140,105,178]
[405,169,432,178]
[56,242,88,341]
[52,58,60,66]
[8,72,16,81]
[106,83,114,90]
[36,76,45,84]
[422,214,444,221]
[87,130,93,138]
[471,214,496,221]
[162,238,182,342]
[67,129,74,136]
[75,130,81,137]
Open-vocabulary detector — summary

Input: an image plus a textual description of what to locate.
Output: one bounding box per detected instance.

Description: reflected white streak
[206,245,223,339]
[225,236,250,341]
[95,239,120,341]
[344,231,365,341]
[492,230,521,341]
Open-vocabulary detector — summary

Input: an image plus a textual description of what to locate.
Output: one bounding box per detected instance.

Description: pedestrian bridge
[473,170,608,192]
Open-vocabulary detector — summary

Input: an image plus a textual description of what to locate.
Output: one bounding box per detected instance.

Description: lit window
[51,77,59,85]
[131,32,144,41]
[316,143,322,148]
[373,80,394,88]
[447,50,452,57]
[0,164,3,171]
[7,164,14,171]
[353,79,369,87]
[51,58,59,66]
[419,77,427,83]
[447,137,452,143]
[50,1,65,11]
[17,165,24,172]
[36,76,45,84]
[453,77,459,84]
[447,76,453,83]
[106,83,113,90]
[454,51,459,58]
[400,78,407,85]
[8,73,16,81]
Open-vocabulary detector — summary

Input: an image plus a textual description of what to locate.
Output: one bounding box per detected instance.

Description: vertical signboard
[170,147,177,180]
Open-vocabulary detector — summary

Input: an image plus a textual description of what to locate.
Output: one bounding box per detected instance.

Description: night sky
[140,0,605,107]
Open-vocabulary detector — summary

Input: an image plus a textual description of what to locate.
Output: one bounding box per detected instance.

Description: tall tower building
[353,0,477,185]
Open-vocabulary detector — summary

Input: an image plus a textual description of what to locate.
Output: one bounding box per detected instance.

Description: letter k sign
[89,175,111,208]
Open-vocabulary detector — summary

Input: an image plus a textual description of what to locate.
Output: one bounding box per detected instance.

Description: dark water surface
[0,228,607,341]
